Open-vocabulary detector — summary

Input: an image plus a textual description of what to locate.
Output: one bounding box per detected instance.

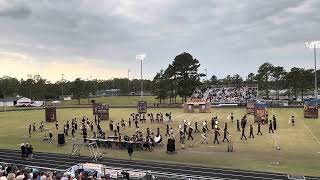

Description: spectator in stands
[191,85,258,103]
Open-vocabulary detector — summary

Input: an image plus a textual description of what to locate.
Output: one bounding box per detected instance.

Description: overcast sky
[0,0,319,82]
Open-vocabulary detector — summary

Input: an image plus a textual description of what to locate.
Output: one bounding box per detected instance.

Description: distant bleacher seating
[191,84,258,104]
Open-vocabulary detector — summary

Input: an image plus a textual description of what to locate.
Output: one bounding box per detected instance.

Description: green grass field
[0,96,166,111]
[62,96,164,106]
[0,107,320,176]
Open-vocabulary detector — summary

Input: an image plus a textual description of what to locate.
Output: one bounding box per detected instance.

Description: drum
[155,135,162,144]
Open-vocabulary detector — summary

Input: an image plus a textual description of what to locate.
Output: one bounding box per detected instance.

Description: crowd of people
[191,85,258,103]
[0,164,59,180]
[0,164,106,180]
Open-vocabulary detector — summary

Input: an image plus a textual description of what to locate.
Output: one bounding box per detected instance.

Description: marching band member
[268,120,274,133]
[194,122,200,133]
[222,124,229,142]
[201,128,208,144]
[230,112,234,123]
[213,128,220,144]
[291,115,295,126]
[179,125,185,144]
[249,124,254,138]
[257,123,262,135]
[187,122,194,140]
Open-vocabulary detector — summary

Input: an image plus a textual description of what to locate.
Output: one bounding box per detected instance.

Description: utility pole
[136,54,146,100]
[61,74,64,100]
[128,69,130,96]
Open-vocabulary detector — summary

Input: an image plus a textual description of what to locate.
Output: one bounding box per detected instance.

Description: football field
[0,107,320,176]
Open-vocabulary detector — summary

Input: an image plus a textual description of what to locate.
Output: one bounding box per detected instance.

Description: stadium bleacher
[191,85,258,103]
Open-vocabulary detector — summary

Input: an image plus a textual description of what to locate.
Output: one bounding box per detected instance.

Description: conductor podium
[183,100,211,113]
[93,103,109,120]
[45,106,57,122]
[304,100,318,119]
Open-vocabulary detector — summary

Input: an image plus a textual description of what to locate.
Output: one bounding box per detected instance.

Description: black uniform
[236,120,241,132]
[213,129,220,144]
[129,119,131,127]
[249,125,254,138]
[66,121,70,130]
[55,121,58,130]
[49,132,53,142]
[21,144,26,159]
[110,122,114,132]
[222,128,229,142]
[187,126,194,140]
[28,125,32,137]
[165,124,169,136]
[72,127,75,138]
[291,116,295,126]
[241,128,247,140]
[211,118,215,129]
[257,123,262,135]
[117,123,120,133]
[273,116,277,131]
[231,113,234,123]
[90,123,94,131]
[183,124,187,135]
[135,120,139,128]
[194,122,199,133]
[33,123,36,132]
[268,120,274,133]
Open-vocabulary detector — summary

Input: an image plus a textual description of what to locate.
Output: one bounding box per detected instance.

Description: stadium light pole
[204,68,208,83]
[306,41,320,100]
[136,54,146,100]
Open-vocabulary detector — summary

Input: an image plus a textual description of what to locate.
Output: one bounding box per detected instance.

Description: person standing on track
[127,143,134,160]
[21,143,26,159]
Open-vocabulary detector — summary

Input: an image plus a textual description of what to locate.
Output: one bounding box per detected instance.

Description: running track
[0,149,318,180]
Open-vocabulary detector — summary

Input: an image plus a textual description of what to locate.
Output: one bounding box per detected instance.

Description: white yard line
[291,111,320,145]
[273,132,278,148]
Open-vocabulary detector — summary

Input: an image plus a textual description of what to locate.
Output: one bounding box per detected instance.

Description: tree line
[0,75,152,103]
[0,52,318,103]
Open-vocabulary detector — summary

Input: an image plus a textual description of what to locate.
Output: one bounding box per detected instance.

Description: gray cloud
[0,0,320,80]
[0,0,31,18]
